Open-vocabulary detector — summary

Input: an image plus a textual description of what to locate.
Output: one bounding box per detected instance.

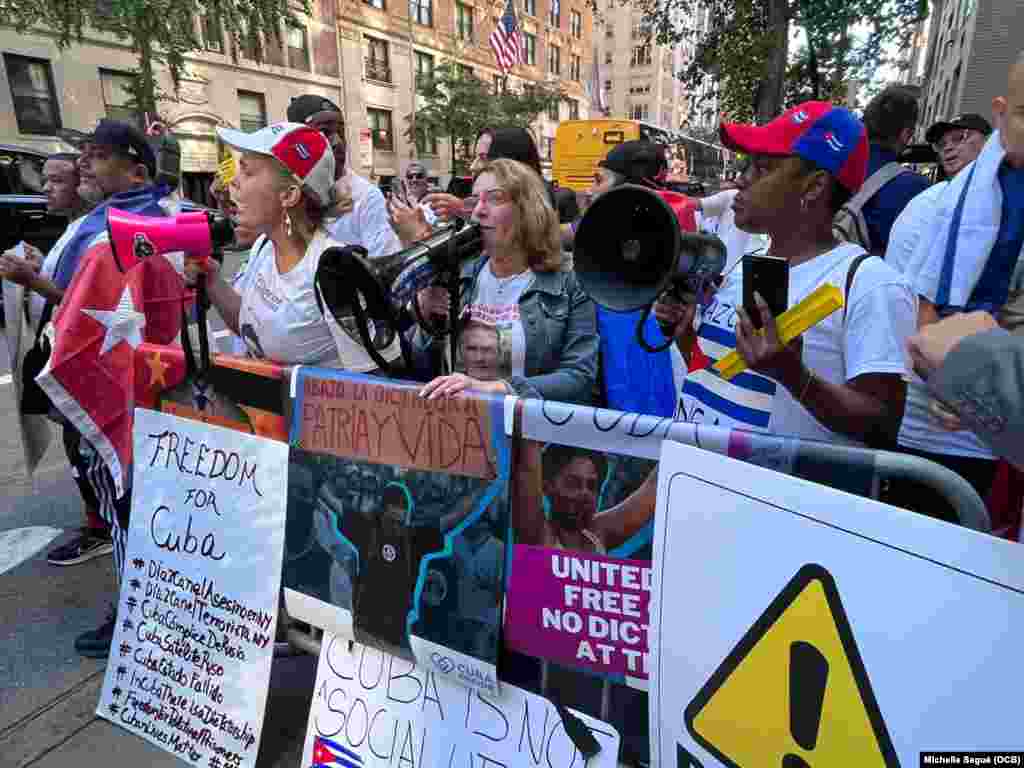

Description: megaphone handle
[636,301,676,354]
[195,276,211,384]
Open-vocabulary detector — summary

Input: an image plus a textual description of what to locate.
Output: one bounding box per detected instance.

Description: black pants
[62,425,105,529]
[880,446,995,525]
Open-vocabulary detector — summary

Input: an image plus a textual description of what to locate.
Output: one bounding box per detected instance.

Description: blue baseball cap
[87,119,157,178]
[720,101,869,193]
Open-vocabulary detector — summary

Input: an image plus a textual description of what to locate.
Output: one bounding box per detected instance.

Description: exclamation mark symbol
[782,640,829,768]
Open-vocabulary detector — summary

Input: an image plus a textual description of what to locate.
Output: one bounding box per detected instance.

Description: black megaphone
[574,184,726,352]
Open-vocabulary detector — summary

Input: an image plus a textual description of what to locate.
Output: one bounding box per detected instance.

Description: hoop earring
[284,211,294,238]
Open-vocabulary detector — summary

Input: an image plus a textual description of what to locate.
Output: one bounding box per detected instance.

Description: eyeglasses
[466,188,510,207]
[407,172,426,180]
[932,129,969,153]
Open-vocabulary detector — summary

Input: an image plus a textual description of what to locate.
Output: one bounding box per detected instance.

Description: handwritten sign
[295,372,498,479]
[97,408,288,768]
[302,634,621,768]
[504,546,651,685]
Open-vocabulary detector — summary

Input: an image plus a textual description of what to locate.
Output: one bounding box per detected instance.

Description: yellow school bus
[552,119,729,191]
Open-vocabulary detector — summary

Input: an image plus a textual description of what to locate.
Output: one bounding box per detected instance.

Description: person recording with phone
[655,102,915,447]
[410,159,598,404]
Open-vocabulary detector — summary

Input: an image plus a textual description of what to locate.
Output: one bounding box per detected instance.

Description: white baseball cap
[216,122,335,208]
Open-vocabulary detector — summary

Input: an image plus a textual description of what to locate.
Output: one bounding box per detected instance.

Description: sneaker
[75,608,116,659]
[47,528,113,566]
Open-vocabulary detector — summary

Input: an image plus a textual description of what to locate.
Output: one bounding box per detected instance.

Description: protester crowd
[3,51,1023,663]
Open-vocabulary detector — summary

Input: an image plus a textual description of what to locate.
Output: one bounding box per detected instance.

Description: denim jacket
[409,256,598,404]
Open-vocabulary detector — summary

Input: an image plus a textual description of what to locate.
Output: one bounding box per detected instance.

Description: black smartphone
[743,254,789,330]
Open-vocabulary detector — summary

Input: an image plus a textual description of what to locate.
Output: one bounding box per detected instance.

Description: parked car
[0,144,68,326]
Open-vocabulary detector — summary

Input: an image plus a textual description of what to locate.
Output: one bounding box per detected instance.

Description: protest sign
[97,408,289,768]
[651,440,1024,768]
[302,633,621,768]
[284,369,512,695]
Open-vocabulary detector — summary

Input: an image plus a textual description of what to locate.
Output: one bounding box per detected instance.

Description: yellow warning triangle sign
[685,565,900,768]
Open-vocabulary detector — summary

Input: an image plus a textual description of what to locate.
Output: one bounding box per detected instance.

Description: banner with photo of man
[284,368,513,695]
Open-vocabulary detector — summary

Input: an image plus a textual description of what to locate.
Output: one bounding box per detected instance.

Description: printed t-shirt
[459,261,534,381]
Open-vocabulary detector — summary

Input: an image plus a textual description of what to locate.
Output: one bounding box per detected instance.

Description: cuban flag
[312,736,363,768]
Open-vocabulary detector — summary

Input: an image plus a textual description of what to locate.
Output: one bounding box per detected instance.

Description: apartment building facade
[916,0,1022,134]
[0,0,593,199]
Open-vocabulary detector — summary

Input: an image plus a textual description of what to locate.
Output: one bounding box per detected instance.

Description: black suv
[0,144,69,325]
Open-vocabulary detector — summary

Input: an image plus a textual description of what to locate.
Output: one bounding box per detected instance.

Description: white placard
[650,440,1024,768]
[303,633,621,768]
[97,409,289,768]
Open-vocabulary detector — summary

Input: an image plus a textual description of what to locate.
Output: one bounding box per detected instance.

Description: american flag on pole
[490,0,522,75]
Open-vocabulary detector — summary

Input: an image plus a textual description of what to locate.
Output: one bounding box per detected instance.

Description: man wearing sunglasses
[286,94,401,259]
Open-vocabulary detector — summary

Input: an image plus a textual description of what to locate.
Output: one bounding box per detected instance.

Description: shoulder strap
[845,162,909,210]
[935,161,979,309]
[843,251,874,321]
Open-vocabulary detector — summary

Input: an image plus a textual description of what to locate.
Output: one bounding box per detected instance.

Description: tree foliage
[408,61,563,174]
[0,0,306,119]
[596,0,927,125]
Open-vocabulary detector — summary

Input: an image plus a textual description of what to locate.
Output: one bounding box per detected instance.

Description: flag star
[82,286,146,356]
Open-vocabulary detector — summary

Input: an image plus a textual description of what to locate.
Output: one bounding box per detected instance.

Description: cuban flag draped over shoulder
[35,233,189,498]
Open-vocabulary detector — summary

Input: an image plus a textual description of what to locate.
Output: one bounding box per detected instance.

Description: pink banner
[504,545,651,681]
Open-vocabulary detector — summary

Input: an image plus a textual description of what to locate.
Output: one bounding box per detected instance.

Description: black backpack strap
[844,251,873,322]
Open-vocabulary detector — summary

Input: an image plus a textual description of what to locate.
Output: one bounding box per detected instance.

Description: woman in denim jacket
[410,159,597,405]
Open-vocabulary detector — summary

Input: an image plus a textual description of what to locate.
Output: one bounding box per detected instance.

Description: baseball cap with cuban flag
[215,121,335,208]
[719,101,869,194]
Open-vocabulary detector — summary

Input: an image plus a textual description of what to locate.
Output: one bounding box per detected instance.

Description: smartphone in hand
[743,254,789,330]
[389,177,410,206]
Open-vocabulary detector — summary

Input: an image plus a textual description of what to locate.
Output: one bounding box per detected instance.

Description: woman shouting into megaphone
[412,159,598,405]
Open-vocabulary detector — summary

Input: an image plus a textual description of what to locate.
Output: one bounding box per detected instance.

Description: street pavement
[0,249,320,768]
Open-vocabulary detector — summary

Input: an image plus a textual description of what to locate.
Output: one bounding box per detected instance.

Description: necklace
[490,263,528,293]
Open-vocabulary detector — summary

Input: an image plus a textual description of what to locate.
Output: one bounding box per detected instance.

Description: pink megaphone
[106,208,231,272]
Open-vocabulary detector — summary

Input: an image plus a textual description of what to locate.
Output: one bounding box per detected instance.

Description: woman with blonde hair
[415,158,598,404]
[188,122,400,370]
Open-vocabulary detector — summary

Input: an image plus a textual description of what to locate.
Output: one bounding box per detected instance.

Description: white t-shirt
[328,171,402,260]
[460,262,534,380]
[234,230,400,370]
[28,214,86,328]
[697,189,769,275]
[884,181,994,459]
[673,243,916,445]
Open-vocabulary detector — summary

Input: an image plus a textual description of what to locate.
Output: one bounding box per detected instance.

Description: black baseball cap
[86,119,157,177]
[287,94,343,125]
[925,113,993,145]
[599,140,667,185]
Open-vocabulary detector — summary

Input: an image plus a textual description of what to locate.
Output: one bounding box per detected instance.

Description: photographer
[412,159,598,404]
[187,122,400,371]
[657,102,915,446]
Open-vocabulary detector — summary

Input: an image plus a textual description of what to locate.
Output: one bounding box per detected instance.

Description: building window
[605,51,612,64]
[568,98,579,119]
[548,43,560,76]
[604,79,612,90]
[523,33,537,65]
[365,36,391,83]
[415,51,434,89]
[287,24,310,71]
[202,15,223,52]
[547,100,559,121]
[524,0,536,15]
[416,127,439,156]
[570,54,581,81]
[605,24,613,37]
[544,136,554,160]
[5,55,61,135]
[548,0,560,27]
[456,3,474,42]
[364,0,384,9]
[240,26,262,60]
[368,108,393,151]
[570,9,582,38]
[630,103,648,120]
[238,90,267,132]
[410,0,433,26]
[492,74,503,92]
[99,69,140,127]
[631,44,651,66]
